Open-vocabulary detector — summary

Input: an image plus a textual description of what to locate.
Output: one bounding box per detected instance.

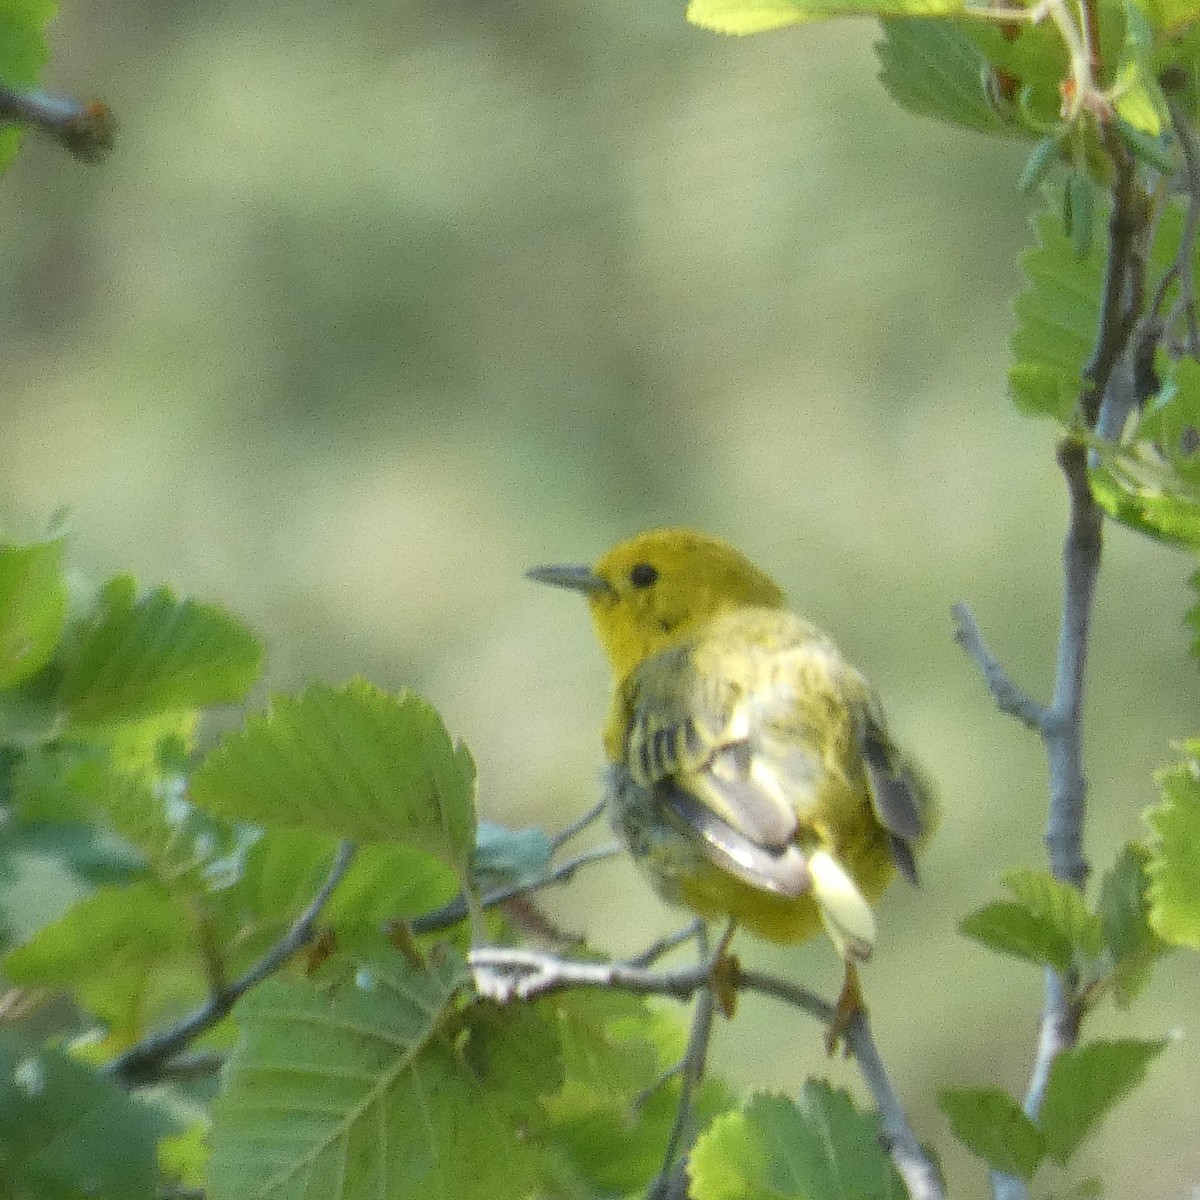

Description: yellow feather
[528,527,936,967]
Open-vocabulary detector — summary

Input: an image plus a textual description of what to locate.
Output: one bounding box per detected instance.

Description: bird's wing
[854,700,931,885]
[620,633,813,897]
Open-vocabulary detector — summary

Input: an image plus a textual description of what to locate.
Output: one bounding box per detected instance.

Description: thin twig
[106,841,356,1088]
[626,918,705,968]
[650,926,716,1200]
[989,142,1147,1200]
[412,843,622,935]
[154,1051,225,1082]
[951,603,1048,731]
[1081,136,1145,429]
[844,1010,947,1200]
[551,800,607,852]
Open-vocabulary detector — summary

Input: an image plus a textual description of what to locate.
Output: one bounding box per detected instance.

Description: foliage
[4,0,1200,1190]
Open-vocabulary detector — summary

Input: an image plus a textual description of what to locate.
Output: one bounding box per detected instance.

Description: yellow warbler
[529,528,934,1030]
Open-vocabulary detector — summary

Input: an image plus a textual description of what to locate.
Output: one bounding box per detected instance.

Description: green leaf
[0,0,56,175]
[0,536,67,687]
[1004,868,1104,958]
[1097,843,1165,1006]
[60,579,263,725]
[0,1035,175,1198]
[1089,457,1200,549]
[1009,205,1105,420]
[209,948,549,1200]
[1065,172,1097,260]
[1188,568,1200,659]
[1145,742,1200,946]
[876,19,1017,136]
[538,989,732,1195]
[329,841,461,925]
[1142,0,1200,36]
[158,1118,210,1189]
[1038,1039,1166,1164]
[1139,357,1200,469]
[959,901,1073,974]
[689,1085,903,1200]
[0,820,98,949]
[3,881,199,1039]
[688,0,961,34]
[1111,1,1170,136]
[1020,136,1066,193]
[939,1087,1044,1180]
[192,681,476,881]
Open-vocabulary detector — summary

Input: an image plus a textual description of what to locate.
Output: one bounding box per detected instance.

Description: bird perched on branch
[528,527,935,1043]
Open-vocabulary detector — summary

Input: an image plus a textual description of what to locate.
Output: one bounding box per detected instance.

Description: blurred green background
[2,0,1199,1194]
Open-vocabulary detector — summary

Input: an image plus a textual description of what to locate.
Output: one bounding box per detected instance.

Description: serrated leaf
[959,901,1073,973]
[2,881,199,1040]
[876,19,1017,136]
[1010,206,1105,421]
[1145,743,1200,946]
[939,1087,1044,1180]
[1004,868,1104,958]
[1097,843,1165,1006]
[1038,1039,1165,1164]
[60,580,263,725]
[1136,357,1200,489]
[688,0,961,34]
[689,1085,903,1200]
[0,536,67,687]
[192,682,476,881]
[1089,459,1200,548]
[539,988,732,1195]
[0,1036,176,1198]
[209,948,550,1200]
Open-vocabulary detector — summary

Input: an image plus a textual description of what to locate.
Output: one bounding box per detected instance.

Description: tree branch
[844,1011,946,1200]
[951,603,1048,731]
[106,841,356,1088]
[468,945,944,1200]
[412,843,622,935]
[987,141,1152,1200]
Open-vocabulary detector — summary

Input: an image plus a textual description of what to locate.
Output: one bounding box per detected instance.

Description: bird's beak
[526,563,615,598]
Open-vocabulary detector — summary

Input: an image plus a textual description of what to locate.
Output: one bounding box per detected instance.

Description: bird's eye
[629,563,659,589]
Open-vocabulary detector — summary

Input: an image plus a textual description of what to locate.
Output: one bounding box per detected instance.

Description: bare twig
[627,918,705,968]
[951,603,1048,731]
[650,926,717,1200]
[412,843,622,935]
[1043,439,1102,890]
[551,800,607,852]
[154,1051,225,1082]
[844,1011,947,1200]
[984,137,1152,1200]
[1081,139,1144,428]
[106,841,356,1088]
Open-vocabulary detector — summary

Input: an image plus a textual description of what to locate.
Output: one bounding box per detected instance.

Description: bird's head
[528,527,785,680]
